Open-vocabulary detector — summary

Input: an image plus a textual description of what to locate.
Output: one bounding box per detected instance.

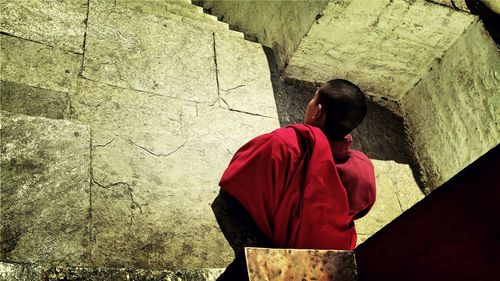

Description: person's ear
[314,104,324,119]
[314,104,326,127]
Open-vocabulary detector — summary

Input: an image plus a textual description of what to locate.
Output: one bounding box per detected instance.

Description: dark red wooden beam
[355,144,500,281]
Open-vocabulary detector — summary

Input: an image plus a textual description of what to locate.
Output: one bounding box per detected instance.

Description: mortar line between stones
[425,0,470,14]
[0,31,83,55]
[80,0,91,76]
[0,79,69,94]
[88,130,94,265]
[394,191,404,213]
[79,76,198,104]
[212,32,221,107]
[450,0,459,10]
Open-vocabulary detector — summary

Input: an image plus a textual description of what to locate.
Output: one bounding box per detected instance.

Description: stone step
[0,262,224,281]
[0,248,358,281]
[118,0,207,20]
[114,0,244,39]
[0,111,92,266]
[0,80,71,120]
[355,160,424,244]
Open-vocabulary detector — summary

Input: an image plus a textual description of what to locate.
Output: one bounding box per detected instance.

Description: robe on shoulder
[219,124,376,250]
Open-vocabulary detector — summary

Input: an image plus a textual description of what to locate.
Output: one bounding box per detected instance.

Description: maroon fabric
[333,135,377,220]
[219,124,376,250]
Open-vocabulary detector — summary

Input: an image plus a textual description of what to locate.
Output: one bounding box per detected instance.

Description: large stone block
[0,80,71,119]
[215,33,279,118]
[285,0,476,101]
[354,160,422,238]
[82,1,218,104]
[0,0,88,53]
[0,111,91,265]
[70,78,185,138]
[0,34,82,93]
[71,78,280,268]
[402,20,500,191]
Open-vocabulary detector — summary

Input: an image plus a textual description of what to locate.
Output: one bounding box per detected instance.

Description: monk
[213,79,376,280]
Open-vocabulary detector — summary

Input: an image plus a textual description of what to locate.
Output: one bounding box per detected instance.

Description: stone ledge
[0,262,224,281]
[0,111,91,266]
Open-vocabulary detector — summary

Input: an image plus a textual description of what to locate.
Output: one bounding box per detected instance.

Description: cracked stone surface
[82,0,218,104]
[215,33,279,118]
[71,79,186,139]
[285,0,476,101]
[0,80,71,119]
[71,78,279,268]
[0,34,82,94]
[0,111,91,266]
[428,0,470,12]
[402,20,500,191]
[354,160,422,238]
[0,262,224,281]
[0,0,88,53]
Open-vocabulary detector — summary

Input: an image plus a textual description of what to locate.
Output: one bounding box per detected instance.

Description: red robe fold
[219,124,375,250]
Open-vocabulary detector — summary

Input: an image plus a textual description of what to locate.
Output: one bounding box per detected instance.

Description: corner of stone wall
[401,18,499,191]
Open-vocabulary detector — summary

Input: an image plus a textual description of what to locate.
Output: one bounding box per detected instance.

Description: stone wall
[284,0,476,101]
[4,0,487,274]
[1,0,280,269]
[401,20,499,191]
[201,0,499,193]
[199,0,329,69]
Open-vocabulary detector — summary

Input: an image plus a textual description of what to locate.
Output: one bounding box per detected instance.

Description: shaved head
[317,79,367,140]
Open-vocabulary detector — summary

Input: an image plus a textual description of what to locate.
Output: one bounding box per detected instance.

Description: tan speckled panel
[245,247,357,281]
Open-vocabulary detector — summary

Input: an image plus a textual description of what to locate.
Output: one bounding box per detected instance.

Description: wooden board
[245,247,357,281]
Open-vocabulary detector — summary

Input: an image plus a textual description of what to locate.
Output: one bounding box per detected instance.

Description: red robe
[219,124,376,250]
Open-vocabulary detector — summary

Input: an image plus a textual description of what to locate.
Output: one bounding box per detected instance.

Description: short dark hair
[317,79,367,140]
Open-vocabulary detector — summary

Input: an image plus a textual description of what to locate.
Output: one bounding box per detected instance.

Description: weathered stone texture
[83,1,218,104]
[285,0,476,101]
[71,79,185,138]
[0,262,224,281]
[402,20,500,191]
[0,0,88,53]
[0,81,70,119]
[356,234,371,245]
[0,34,81,93]
[0,262,43,281]
[355,160,422,238]
[0,111,91,266]
[115,0,243,38]
[428,0,470,12]
[70,79,280,268]
[201,0,330,69]
[215,33,279,117]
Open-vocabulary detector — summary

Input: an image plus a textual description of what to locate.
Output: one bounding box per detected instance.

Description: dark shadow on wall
[263,46,413,165]
[263,45,427,192]
[466,0,500,45]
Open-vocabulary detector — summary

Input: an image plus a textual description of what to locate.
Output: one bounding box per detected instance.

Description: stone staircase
[1,0,423,279]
